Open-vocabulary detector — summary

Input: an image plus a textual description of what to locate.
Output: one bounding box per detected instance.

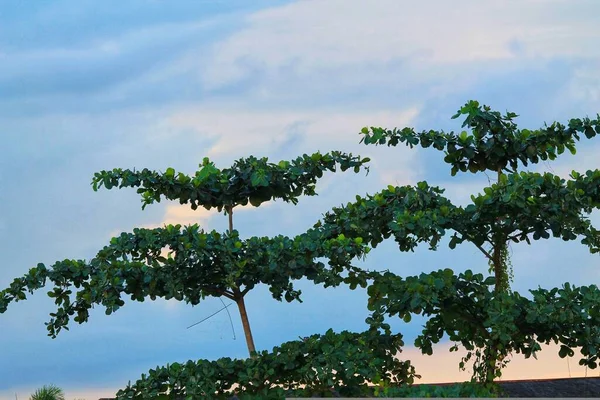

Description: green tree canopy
[0,224,366,337]
[318,101,600,382]
[1,151,370,356]
[319,102,600,292]
[92,151,370,210]
[360,100,600,175]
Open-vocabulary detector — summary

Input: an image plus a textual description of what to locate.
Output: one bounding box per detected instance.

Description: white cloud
[202,0,600,89]
[532,140,600,180]
[565,63,600,105]
[106,199,275,236]
[440,178,492,206]
[157,201,273,228]
[162,105,423,195]
[165,105,419,158]
[160,203,215,228]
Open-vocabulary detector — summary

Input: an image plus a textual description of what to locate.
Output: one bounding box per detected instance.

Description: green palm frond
[29,385,65,400]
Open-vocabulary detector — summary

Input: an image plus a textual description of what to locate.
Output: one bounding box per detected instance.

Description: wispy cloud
[202,0,600,90]
[165,105,419,159]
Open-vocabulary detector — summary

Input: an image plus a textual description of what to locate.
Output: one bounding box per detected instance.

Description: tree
[118,328,417,398]
[315,100,600,382]
[5,101,600,397]
[29,385,65,400]
[0,151,370,357]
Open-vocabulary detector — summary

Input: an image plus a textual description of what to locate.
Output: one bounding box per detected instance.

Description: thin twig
[187,303,234,330]
[219,297,236,340]
[473,242,494,260]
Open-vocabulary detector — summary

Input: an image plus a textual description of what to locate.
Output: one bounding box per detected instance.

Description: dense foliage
[116,329,416,399]
[3,101,600,397]
[364,269,600,382]
[0,224,367,338]
[317,171,600,295]
[376,382,500,398]
[346,101,600,381]
[0,150,370,357]
[92,151,370,210]
[360,100,600,175]
[318,171,600,256]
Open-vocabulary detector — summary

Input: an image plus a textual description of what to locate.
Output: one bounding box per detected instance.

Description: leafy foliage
[315,182,453,252]
[365,269,600,382]
[0,224,368,338]
[92,151,370,210]
[360,99,600,175]
[314,100,600,382]
[1,150,370,358]
[317,170,600,295]
[116,329,417,399]
[376,382,500,398]
[90,150,370,355]
[317,171,600,257]
[5,100,600,396]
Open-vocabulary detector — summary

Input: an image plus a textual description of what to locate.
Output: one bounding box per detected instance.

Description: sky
[1,0,600,398]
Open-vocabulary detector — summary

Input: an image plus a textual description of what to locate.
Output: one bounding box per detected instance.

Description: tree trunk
[492,242,505,293]
[487,238,504,383]
[235,291,256,356]
[484,167,508,384]
[493,167,507,293]
[226,205,257,357]
[228,206,234,233]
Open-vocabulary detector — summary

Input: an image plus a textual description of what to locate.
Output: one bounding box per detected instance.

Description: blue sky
[1,0,600,398]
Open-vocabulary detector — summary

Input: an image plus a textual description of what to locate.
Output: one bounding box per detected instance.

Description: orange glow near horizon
[405,342,596,384]
[4,342,596,400]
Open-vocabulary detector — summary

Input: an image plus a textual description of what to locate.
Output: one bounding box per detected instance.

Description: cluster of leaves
[360,99,600,175]
[375,382,500,398]
[317,169,600,268]
[116,329,417,399]
[92,151,370,210]
[0,224,368,338]
[466,170,600,250]
[365,269,600,382]
[315,182,453,252]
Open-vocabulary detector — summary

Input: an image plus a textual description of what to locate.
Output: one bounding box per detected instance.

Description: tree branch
[507,229,533,242]
[473,242,493,261]
[454,230,493,260]
[210,288,235,300]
